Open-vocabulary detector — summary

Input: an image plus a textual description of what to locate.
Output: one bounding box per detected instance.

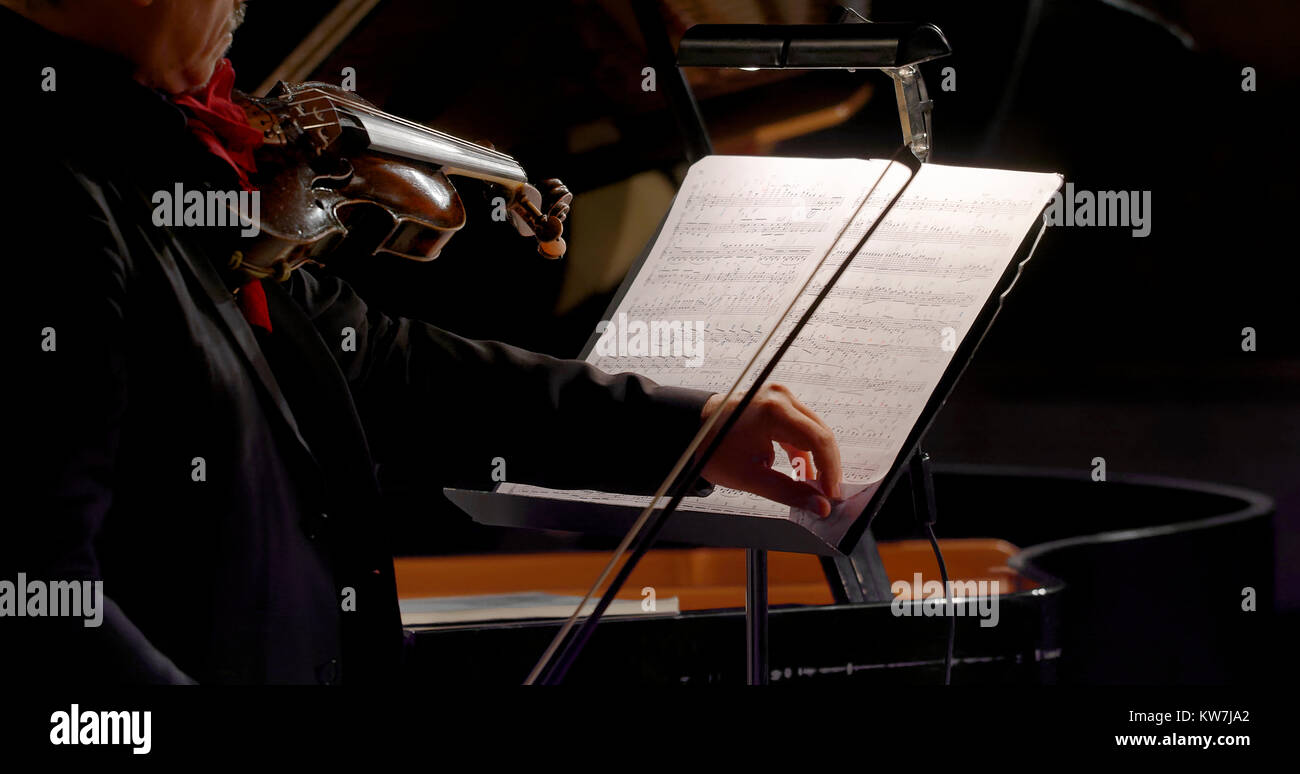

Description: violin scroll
[506,178,572,259]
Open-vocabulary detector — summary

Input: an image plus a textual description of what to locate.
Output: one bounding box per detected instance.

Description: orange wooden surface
[394,539,1034,612]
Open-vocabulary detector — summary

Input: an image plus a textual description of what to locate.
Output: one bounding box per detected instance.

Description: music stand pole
[746,548,769,684]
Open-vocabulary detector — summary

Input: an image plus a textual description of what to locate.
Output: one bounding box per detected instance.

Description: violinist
[2,0,844,684]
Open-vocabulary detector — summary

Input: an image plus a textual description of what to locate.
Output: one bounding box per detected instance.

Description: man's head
[2,0,247,94]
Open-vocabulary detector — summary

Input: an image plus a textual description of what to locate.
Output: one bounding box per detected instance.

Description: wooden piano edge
[393,538,1048,618]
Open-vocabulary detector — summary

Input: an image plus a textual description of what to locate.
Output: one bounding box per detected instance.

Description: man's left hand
[696,384,843,517]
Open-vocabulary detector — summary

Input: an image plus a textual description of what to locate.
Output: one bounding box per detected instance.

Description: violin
[230,81,571,281]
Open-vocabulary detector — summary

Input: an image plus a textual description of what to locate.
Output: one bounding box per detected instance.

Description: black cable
[924,522,956,685]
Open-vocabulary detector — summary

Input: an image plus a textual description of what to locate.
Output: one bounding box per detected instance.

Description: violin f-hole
[310,157,354,191]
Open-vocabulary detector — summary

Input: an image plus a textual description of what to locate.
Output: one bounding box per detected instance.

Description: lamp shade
[677,22,951,70]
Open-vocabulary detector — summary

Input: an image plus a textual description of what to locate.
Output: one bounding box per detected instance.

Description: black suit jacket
[2,10,712,684]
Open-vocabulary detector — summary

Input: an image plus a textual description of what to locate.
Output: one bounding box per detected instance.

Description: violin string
[524,147,918,685]
[288,89,490,155]
[302,90,525,174]
[288,87,522,167]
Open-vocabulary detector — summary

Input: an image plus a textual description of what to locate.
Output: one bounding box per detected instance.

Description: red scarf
[171,58,263,191]
[171,58,272,332]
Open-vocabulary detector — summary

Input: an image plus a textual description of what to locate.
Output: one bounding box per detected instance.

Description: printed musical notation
[503,156,1063,533]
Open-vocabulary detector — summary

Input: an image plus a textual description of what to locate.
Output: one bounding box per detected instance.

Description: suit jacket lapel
[169,235,318,463]
[261,279,380,494]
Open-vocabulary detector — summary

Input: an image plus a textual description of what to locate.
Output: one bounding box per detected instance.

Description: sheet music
[501,156,1062,545]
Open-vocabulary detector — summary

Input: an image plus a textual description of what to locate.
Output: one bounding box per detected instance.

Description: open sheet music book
[448,155,1062,555]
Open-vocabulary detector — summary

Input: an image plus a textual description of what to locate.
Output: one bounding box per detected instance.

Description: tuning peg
[540,179,572,222]
[537,236,566,259]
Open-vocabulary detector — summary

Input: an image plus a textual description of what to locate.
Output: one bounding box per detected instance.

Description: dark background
[227,1,1298,646]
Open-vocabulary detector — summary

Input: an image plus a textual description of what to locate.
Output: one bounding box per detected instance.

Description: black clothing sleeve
[9,165,196,684]
[284,267,716,496]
